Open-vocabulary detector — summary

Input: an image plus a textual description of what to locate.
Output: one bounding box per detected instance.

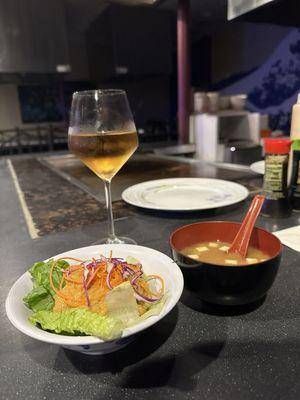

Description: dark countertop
[1,156,300,400]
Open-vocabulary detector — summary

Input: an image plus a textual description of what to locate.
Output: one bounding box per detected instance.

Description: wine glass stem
[104,180,116,241]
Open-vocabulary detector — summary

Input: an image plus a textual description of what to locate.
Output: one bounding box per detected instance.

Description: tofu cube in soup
[246,258,258,264]
[196,246,209,252]
[181,240,269,266]
[219,245,229,251]
[224,259,238,265]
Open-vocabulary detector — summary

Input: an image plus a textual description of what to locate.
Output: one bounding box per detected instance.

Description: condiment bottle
[291,139,300,211]
[290,94,300,139]
[261,138,292,217]
[288,94,300,185]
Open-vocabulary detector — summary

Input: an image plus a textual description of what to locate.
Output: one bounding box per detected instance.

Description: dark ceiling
[64,0,299,42]
[238,0,300,26]
[64,0,227,43]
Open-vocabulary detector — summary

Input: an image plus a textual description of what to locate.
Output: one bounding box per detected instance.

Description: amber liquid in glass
[68,130,138,181]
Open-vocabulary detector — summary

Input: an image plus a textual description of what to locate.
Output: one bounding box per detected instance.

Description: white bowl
[250,160,265,175]
[230,94,247,110]
[6,244,184,355]
[219,95,230,110]
[206,91,220,113]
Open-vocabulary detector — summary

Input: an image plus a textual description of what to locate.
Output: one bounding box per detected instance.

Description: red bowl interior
[170,221,282,260]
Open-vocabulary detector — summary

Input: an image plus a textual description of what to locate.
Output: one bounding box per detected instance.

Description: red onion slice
[131,270,143,285]
[106,263,116,289]
[106,261,114,274]
[82,265,91,307]
[131,281,162,303]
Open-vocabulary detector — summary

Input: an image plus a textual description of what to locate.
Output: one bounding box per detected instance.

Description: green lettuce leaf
[23,285,54,312]
[29,259,69,296]
[104,281,139,326]
[126,256,141,265]
[104,281,167,328]
[138,294,167,322]
[23,259,69,312]
[29,308,123,340]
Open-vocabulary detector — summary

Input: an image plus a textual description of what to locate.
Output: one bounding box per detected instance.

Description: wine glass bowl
[68,89,138,244]
[68,129,138,182]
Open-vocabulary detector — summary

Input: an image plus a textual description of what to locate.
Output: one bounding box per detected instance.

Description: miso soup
[181,240,269,266]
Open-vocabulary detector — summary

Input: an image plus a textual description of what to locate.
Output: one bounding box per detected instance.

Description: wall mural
[222,28,300,133]
[18,85,64,123]
[18,82,93,124]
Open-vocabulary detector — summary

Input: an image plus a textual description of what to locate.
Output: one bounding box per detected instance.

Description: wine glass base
[93,236,137,245]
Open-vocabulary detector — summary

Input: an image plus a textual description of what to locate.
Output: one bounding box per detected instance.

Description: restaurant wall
[211,22,291,84]
[99,76,172,128]
[0,79,171,132]
[220,27,300,133]
[0,84,63,130]
[0,84,22,130]
[63,0,107,82]
[66,35,89,81]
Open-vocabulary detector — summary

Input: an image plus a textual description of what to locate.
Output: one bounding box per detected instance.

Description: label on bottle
[263,154,288,200]
[292,156,300,197]
[297,162,300,184]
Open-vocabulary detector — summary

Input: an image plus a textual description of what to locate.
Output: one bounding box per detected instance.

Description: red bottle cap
[264,138,292,154]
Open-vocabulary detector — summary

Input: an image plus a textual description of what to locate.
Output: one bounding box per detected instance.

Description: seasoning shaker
[288,94,300,185]
[290,94,300,139]
[261,138,292,217]
[291,139,300,211]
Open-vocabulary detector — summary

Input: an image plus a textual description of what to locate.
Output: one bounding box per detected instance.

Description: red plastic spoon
[227,194,265,258]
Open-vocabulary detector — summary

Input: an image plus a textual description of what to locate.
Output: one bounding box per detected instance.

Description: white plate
[5,244,183,355]
[122,178,249,211]
[250,160,265,175]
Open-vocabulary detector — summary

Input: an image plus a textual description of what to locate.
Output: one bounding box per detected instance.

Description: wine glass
[68,89,138,244]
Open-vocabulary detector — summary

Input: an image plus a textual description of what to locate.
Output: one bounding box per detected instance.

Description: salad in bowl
[6,244,183,355]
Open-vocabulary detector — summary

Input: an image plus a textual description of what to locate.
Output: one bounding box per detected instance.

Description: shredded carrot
[86,265,102,288]
[50,260,84,303]
[49,254,165,313]
[64,276,83,284]
[64,269,83,284]
[109,266,123,288]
